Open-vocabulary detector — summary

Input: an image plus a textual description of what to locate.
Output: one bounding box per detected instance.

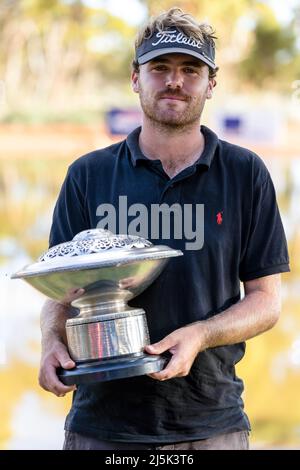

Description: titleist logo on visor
[136,27,216,68]
[152,30,203,49]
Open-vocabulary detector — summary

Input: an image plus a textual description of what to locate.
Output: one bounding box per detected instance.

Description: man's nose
[165,69,183,89]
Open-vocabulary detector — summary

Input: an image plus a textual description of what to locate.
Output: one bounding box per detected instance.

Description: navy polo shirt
[49,125,289,443]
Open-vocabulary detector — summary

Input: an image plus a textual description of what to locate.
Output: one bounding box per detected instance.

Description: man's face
[132,53,215,129]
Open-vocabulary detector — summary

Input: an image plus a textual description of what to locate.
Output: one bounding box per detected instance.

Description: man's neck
[138,118,205,178]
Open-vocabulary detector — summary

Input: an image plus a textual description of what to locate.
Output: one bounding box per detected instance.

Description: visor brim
[137,47,216,69]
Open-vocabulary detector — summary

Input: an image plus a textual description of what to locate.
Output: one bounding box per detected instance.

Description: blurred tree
[140,0,256,44]
[0,0,299,121]
[238,3,299,89]
[141,0,300,90]
[0,0,136,120]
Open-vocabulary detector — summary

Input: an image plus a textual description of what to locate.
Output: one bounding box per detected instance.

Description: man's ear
[131,71,139,93]
[206,79,216,99]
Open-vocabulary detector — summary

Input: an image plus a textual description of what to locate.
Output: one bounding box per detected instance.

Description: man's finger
[144,335,174,355]
[148,355,187,381]
[42,365,76,396]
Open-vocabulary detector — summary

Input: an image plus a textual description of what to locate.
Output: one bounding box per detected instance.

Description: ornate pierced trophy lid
[12,229,182,278]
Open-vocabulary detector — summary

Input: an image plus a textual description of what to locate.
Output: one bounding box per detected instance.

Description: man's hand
[145,274,281,382]
[39,337,77,397]
[144,323,207,381]
[39,298,81,397]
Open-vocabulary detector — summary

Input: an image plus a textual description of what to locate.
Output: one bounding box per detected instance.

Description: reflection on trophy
[12,229,183,385]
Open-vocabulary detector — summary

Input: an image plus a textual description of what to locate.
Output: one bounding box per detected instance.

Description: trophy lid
[12,229,183,278]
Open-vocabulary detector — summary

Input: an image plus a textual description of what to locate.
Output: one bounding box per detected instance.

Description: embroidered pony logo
[216,212,223,225]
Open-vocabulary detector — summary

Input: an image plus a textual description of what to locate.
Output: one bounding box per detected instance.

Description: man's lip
[160,96,186,101]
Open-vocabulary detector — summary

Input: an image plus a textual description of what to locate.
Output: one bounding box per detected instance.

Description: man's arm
[145,273,281,381]
[39,297,81,397]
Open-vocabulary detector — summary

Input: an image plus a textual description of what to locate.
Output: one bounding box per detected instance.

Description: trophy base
[57,353,167,385]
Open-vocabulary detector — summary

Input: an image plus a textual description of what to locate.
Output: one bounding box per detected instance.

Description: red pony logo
[216,211,223,225]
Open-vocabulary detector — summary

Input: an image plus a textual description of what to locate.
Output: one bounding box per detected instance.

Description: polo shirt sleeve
[239,170,290,282]
[49,164,89,248]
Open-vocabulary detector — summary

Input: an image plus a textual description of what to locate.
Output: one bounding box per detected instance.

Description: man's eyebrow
[181,60,205,67]
[149,57,169,64]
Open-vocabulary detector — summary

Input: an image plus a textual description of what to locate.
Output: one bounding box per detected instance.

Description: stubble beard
[139,87,205,134]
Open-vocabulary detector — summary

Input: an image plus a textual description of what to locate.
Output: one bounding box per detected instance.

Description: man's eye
[184,67,197,74]
[153,65,167,71]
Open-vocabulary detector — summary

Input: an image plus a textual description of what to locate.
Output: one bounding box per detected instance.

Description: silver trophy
[12,229,182,384]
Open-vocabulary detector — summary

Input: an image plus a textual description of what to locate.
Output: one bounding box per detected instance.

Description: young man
[39,8,289,450]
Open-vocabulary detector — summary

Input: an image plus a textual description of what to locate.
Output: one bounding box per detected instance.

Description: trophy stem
[76,300,130,317]
[72,295,131,316]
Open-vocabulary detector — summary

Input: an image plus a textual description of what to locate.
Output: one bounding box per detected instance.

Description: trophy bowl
[11,229,183,385]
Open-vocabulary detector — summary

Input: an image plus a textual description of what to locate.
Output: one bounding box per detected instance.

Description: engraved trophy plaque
[12,229,182,385]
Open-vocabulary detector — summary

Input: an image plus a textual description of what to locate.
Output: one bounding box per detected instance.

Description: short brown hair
[132,7,218,79]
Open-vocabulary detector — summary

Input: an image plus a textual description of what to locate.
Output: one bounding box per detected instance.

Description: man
[39,8,289,450]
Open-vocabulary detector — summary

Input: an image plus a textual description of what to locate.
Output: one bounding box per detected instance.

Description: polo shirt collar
[126,125,218,169]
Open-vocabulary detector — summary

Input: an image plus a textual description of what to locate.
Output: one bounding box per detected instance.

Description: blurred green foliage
[0,0,299,122]
[239,3,299,90]
[0,0,137,121]
[140,0,300,87]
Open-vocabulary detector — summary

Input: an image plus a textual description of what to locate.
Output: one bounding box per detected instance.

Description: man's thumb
[57,346,75,369]
[144,337,172,355]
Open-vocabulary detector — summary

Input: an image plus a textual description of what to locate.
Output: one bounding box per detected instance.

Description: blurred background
[0,0,300,450]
